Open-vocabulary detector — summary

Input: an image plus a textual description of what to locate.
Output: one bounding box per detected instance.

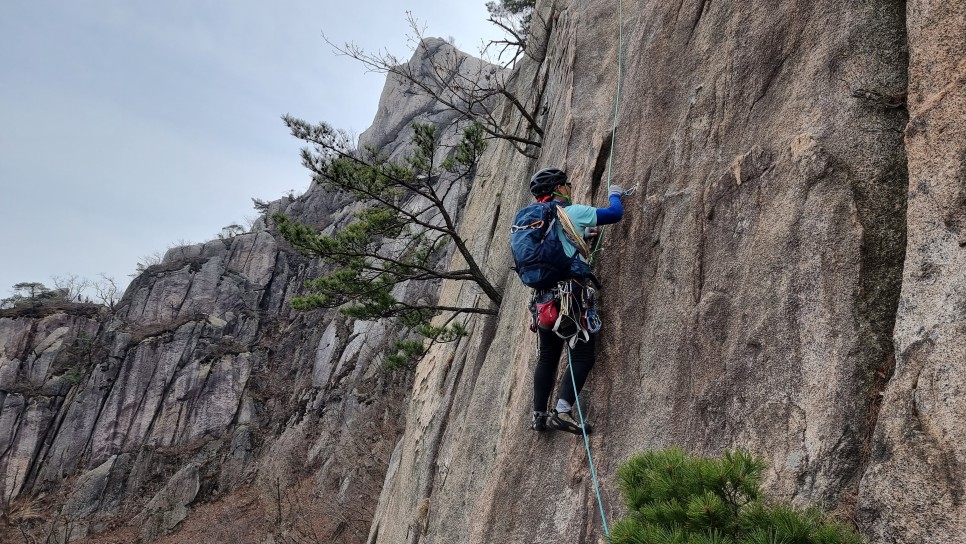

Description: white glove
[608,185,625,198]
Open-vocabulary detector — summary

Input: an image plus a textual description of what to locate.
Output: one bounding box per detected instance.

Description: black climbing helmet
[529,168,567,197]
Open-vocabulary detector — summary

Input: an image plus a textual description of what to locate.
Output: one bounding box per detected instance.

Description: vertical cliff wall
[857,2,966,542]
[365,1,934,543]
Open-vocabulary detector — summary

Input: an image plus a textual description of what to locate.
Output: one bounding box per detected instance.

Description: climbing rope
[566,346,610,536]
[589,0,628,268]
[565,0,626,538]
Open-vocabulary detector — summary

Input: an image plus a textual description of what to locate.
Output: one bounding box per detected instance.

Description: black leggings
[533,328,596,412]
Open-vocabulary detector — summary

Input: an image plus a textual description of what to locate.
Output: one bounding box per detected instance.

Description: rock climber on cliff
[509,167,626,435]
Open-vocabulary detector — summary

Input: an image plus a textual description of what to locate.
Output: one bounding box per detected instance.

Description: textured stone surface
[857,1,966,541]
[135,463,201,540]
[368,1,910,543]
[0,313,102,500]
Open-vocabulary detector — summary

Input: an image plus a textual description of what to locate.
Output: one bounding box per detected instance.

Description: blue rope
[566,346,610,536]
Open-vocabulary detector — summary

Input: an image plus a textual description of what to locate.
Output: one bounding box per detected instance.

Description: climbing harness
[528,279,601,347]
[555,279,599,347]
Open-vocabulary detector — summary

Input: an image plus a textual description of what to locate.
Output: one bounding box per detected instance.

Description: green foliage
[486,0,535,24]
[610,448,864,544]
[275,117,499,369]
[60,365,86,385]
[67,332,97,364]
[54,333,98,386]
[384,320,470,370]
[486,0,535,36]
[485,0,536,67]
[1,282,64,309]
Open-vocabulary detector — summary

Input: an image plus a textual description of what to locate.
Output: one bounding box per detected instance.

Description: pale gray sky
[0,1,503,299]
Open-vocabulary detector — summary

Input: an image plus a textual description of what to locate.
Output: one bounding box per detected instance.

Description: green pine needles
[610,448,863,544]
[274,116,502,369]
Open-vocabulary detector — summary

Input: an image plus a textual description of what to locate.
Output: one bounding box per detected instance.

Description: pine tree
[610,448,864,544]
[1,282,62,308]
[274,118,501,368]
[485,0,536,66]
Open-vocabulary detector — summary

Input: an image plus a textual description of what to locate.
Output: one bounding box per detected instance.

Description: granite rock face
[365,1,923,543]
[857,2,966,542]
[0,313,102,500]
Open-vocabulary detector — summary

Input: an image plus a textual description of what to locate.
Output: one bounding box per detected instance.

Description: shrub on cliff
[485,0,536,66]
[1,282,63,308]
[610,448,863,544]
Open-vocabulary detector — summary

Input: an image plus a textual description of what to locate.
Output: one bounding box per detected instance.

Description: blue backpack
[510,202,590,289]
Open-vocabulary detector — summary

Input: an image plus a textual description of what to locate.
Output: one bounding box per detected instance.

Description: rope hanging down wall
[568,0,626,538]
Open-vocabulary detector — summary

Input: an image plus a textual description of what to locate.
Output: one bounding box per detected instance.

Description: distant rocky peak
[359,37,501,160]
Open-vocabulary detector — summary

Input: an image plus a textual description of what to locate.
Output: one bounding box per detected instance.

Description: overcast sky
[0,1,503,299]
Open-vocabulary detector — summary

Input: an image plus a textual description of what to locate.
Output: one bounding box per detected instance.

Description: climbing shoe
[548,409,592,435]
[531,411,548,432]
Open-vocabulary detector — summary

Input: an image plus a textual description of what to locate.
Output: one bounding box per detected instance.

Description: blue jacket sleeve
[595,194,624,225]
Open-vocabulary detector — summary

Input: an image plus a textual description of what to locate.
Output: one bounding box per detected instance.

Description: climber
[520,167,626,435]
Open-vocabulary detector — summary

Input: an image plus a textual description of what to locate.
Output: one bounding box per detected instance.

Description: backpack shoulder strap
[555,205,590,259]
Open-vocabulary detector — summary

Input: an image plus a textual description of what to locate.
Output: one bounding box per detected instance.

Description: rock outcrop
[0,38,486,544]
[363,1,944,543]
[857,2,966,542]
